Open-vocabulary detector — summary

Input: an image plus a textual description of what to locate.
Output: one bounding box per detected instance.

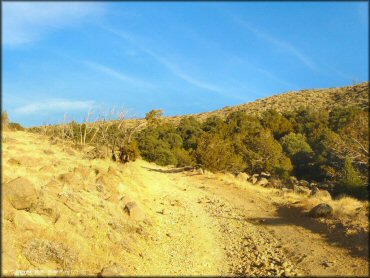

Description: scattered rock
[260,172,271,179]
[158,208,167,215]
[309,203,333,218]
[237,172,250,181]
[14,210,49,231]
[257,177,269,187]
[322,261,335,267]
[293,185,310,195]
[251,176,258,185]
[5,177,39,210]
[298,180,309,187]
[123,202,145,221]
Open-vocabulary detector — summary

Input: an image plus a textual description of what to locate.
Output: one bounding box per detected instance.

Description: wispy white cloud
[13,99,96,114]
[82,60,154,88]
[103,26,234,97]
[3,2,105,47]
[230,15,316,71]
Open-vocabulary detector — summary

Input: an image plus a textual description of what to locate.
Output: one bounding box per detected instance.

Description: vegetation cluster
[136,106,368,200]
[4,99,368,200]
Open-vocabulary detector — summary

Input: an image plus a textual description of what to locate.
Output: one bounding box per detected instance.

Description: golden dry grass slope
[140,81,369,125]
[2,130,369,276]
[70,82,369,128]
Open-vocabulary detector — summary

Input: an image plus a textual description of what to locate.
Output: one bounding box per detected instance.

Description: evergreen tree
[338,156,366,199]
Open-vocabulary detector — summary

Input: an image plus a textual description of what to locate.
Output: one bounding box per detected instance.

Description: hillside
[2,130,369,276]
[35,82,367,130]
[156,82,369,125]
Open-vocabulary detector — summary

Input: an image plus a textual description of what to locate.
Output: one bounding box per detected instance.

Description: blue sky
[3,2,369,127]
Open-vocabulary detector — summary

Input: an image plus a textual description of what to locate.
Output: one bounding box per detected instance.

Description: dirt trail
[126,164,368,276]
[2,131,369,276]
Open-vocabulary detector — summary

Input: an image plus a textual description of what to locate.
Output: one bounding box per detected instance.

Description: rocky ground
[2,130,369,276]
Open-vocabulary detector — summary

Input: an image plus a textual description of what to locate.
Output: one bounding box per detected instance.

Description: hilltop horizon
[18,81,369,128]
[5,81,369,128]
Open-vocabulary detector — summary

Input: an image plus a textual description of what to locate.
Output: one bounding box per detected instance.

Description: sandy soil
[2,131,369,276]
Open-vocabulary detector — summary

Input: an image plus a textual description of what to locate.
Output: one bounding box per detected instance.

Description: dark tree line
[136,106,368,200]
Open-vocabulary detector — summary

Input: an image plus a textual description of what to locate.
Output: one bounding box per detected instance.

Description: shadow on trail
[141,166,194,174]
[245,205,368,259]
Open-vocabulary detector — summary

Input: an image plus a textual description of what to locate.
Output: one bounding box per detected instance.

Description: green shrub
[261,110,293,139]
[173,148,195,167]
[137,123,182,166]
[202,116,226,134]
[337,156,367,199]
[195,133,245,174]
[177,116,203,150]
[280,133,312,156]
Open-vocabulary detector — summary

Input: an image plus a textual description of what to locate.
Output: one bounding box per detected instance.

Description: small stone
[323,261,335,267]
[257,177,269,187]
[237,172,250,181]
[309,203,333,218]
[158,208,167,215]
[260,172,271,178]
[123,202,145,221]
[251,176,258,184]
[293,185,310,195]
[197,168,204,175]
